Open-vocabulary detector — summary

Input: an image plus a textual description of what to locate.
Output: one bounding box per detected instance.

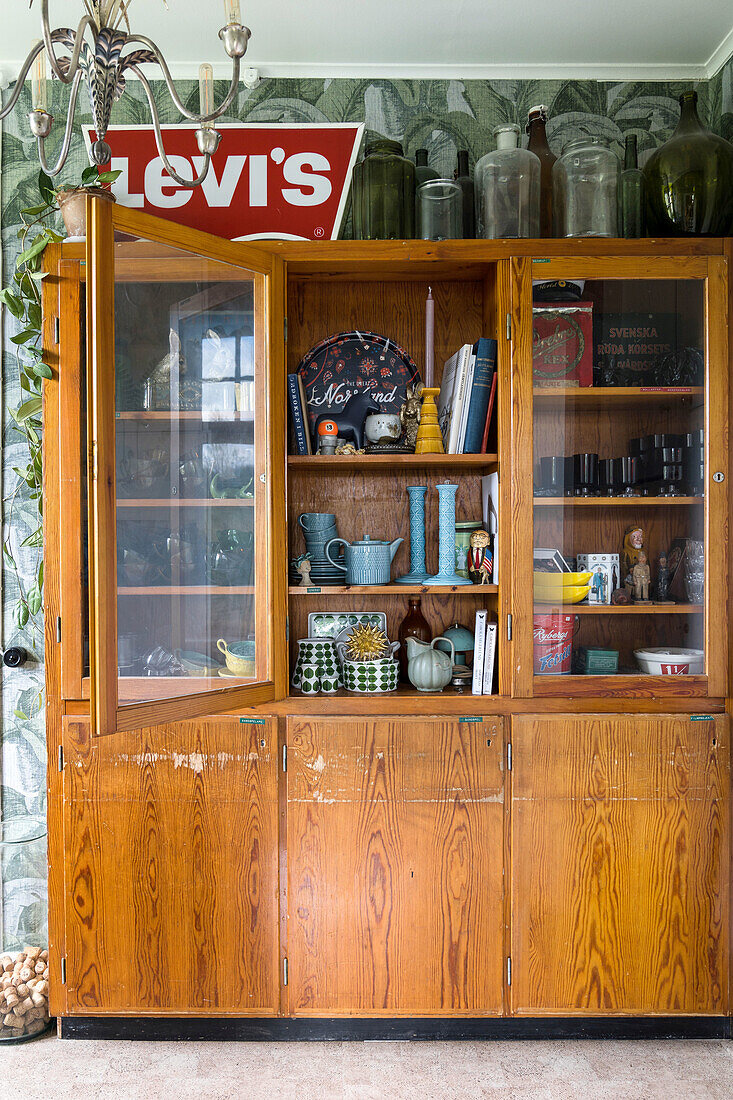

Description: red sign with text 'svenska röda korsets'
[83,123,364,240]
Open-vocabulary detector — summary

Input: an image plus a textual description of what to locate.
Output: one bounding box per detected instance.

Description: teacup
[217,638,256,676]
[298,513,337,533]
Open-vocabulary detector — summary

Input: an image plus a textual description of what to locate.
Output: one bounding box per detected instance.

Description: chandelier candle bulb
[199,63,214,124]
[224,0,242,24]
[31,42,47,112]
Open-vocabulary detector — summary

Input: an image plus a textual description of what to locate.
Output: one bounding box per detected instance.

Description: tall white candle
[425,285,434,388]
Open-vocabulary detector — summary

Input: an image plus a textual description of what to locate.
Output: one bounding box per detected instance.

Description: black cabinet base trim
[59,1016,731,1042]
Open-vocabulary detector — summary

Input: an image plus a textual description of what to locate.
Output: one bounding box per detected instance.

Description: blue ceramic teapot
[325,534,403,585]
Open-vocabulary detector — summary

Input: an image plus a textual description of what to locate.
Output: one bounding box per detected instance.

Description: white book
[472,610,487,695]
[447,344,474,454]
[456,350,476,453]
[483,623,497,695]
[436,348,461,449]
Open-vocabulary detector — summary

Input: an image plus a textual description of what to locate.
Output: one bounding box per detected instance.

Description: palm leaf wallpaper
[1,65,732,941]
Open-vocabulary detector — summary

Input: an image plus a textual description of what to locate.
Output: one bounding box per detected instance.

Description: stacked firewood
[0,948,50,1038]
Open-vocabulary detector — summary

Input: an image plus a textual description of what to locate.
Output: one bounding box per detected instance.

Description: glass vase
[553,137,619,238]
[352,139,415,240]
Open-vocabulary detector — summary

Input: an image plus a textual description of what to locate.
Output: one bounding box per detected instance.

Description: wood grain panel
[287,717,505,1016]
[62,716,279,1014]
[511,713,729,1015]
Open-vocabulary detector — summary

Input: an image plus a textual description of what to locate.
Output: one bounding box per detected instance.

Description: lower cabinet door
[287,716,505,1016]
[62,717,280,1014]
[511,714,729,1015]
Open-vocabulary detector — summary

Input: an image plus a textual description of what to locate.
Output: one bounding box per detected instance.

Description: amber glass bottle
[398,597,431,682]
[526,104,557,238]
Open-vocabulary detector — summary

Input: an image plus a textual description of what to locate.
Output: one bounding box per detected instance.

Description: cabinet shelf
[289,583,497,595]
[118,586,254,595]
[288,453,498,471]
[533,386,703,410]
[117,498,254,508]
[534,496,702,506]
[534,602,703,614]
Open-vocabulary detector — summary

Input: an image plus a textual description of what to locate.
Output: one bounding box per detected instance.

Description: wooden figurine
[314,390,381,452]
[400,383,424,452]
[621,524,645,579]
[632,550,651,603]
[653,552,674,604]
[467,529,493,585]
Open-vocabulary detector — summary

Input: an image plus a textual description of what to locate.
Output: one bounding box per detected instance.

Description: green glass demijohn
[643,90,733,236]
[352,138,416,240]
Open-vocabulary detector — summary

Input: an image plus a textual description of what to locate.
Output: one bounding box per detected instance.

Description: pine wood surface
[286,717,505,1016]
[62,716,279,1015]
[510,713,729,1015]
[288,454,499,470]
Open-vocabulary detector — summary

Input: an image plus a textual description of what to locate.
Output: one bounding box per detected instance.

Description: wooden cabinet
[510,714,729,1015]
[286,717,505,1016]
[61,716,280,1015]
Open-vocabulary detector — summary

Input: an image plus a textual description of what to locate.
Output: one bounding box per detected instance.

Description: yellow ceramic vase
[414,387,444,454]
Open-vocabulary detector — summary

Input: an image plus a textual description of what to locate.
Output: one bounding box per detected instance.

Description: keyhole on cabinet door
[260,739,266,747]
[410,871,414,878]
[487,739,492,747]
[713,738,717,747]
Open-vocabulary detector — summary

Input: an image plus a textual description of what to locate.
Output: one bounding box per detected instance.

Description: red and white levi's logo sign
[82,123,364,240]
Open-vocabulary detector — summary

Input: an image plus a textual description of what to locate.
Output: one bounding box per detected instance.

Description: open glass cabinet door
[85,197,286,736]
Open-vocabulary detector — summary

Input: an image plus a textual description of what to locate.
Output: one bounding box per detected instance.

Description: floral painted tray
[308,612,387,639]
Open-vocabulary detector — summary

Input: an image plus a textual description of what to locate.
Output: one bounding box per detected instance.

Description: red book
[479,372,498,453]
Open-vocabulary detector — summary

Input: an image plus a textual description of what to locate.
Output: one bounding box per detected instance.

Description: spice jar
[553,136,619,238]
[352,139,415,240]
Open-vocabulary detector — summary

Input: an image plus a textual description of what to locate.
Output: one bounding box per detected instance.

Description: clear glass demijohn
[553,136,620,238]
[475,124,540,239]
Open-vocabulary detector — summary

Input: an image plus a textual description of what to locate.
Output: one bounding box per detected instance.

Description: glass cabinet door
[512,256,728,698]
[85,199,284,735]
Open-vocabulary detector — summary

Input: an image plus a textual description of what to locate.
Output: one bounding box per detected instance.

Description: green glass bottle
[643,90,733,236]
[352,139,416,240]
[618,134,645,238]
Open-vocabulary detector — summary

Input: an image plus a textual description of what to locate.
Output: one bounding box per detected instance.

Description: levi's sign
[82,123,364,240]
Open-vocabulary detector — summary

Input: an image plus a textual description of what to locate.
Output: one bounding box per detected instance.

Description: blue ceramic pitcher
[325,535,403,585]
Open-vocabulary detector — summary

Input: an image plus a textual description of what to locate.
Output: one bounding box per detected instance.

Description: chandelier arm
[130,65,211,188]
[124,34,241,122]
[41,1,95,84]
[0,40,47,121]
[36,70,84,178]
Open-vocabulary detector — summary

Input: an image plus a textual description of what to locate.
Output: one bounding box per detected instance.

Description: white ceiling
[1,0,733,83]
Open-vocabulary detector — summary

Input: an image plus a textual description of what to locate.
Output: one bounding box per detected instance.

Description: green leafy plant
[1,164,119,634]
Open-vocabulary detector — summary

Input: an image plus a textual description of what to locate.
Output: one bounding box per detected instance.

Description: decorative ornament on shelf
[414,388,444,454]
[395,485,429,584]
[427,482,473,586]
[467,529,493,585]
[2,0,251,186]
[345,623,390,662]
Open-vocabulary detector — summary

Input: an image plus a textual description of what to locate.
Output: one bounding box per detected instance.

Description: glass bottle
[398,597,431,682]
[352,139,415,240]
[526,104,557,238]
[476,124,540,239]
[553,136,619,238]
[643,90,733,236]
[415,149,439,236]
[454,150,475,238]
[618,134,645,238]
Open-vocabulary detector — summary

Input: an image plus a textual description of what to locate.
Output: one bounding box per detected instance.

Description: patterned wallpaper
[0,67,731,943]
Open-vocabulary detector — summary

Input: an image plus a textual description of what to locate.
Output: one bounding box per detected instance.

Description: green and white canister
[299,663,321,694]
[319,671,341,694]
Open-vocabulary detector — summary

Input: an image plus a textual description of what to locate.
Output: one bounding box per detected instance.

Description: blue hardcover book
[462,337,497,454]
[287,373,310,455]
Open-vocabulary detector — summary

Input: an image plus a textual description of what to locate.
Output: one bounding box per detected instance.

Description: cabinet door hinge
[507,743,512,772]
[60,957,67,984]
[506,957,512,986]
[284,316,288,343]
[54,316,60,345]
[506,312,512,342]
[506,613,513,641]
[285,616,290,641]
[283,957,289,986]
[56,616,62,644]
[58,745,64,772]
[282,744,287,773]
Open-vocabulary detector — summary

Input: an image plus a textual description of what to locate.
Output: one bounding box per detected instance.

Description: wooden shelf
[289,584,497,595]
[117,498,253,507]
[534,386,703,410]
[534,602,703,614]
[288,454,498,470]
[534,496,702,506]
[118,586,254,595]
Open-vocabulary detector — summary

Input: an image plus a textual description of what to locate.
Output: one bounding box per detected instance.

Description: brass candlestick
[414,387,444,454]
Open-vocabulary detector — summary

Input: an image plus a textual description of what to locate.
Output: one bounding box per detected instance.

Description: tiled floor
[2,1036,732,1099]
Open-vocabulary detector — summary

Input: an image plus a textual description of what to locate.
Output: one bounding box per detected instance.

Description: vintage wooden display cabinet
[41,197,732,1037]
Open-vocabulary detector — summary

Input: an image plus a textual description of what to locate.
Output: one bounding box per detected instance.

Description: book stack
[472,610,497,695]
[436,338,498,454]
[287,374,313,456]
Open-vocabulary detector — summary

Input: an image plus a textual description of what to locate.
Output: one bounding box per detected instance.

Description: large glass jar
[553,136,619,238]
[643,90,733,236]
[476,124,540,239]
[0,818,51,1042]
[351,139,415,240]
[417,179,463,240]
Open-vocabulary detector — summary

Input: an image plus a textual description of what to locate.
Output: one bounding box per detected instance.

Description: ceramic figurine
[414,388,445,454]
[467,529,493,584]
[400,383,424,452]
[653,552,674,604]
[364,410,405,451]
[632,550,651,603]
[621,525,645,580]
[294,554,312,587]
[314,390,381,451]
[317,419,339,455]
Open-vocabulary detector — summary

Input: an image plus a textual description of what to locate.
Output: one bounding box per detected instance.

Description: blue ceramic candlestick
[426,481,472,586]
[395,485,429,584]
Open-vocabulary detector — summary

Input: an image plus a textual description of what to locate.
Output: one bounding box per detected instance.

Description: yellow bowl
[534,584,590,604]
[533,571,593,586]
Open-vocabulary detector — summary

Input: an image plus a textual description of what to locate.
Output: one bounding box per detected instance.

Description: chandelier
[0,1,251,187]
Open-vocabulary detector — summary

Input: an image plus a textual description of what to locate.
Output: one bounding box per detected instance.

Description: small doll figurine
[400,383,424,452]
[622,525,645,580]
[632,550,651,603]
[653,552,674,604]
[293,553,312,587]
[467,529,493,585]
